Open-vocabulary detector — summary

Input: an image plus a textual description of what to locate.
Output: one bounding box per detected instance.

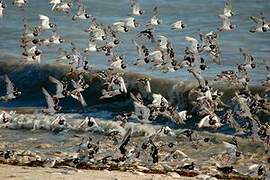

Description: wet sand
[0,164,191,180]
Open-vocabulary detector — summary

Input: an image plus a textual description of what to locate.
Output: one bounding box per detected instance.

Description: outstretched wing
[42,87,54,109]
[49,76,64,97]
[4,75,14,95]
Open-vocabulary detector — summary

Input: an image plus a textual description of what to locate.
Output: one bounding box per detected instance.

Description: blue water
[0,0,270,84]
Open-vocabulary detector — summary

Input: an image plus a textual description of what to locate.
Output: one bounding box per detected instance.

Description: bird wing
[198,115,210,128]
[134,40,143,58]
[42,87,54,109]
[219,14,231,28]
[119,77,127,93]
[79,92,87,106]
[171,21,181,29]
[224,0,232,16]
[188,68,206,88]
[250,16,263,24]
[39,14,49,21]
[131,0,141,13]
[185,36,198,52]
[49,76,64,97]
[4,75,14,95]
[77,5,85,16]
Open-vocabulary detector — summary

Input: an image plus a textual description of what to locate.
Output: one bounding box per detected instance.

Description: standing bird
[0,75,21,101]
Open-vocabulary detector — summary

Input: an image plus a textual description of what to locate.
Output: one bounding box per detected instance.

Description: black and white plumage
[42,87,61,114]
[250,15,270,33]
[0,1,6,17]
[0,75,21,101]
[72,0,90,20]
[48,76,69,99]
[130,0,143,16]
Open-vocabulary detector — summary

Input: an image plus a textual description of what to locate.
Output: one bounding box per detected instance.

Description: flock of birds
[0,0,270,179]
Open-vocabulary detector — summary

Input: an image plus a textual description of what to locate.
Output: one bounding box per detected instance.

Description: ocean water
[0,0,269,110]
[0,0,270,81]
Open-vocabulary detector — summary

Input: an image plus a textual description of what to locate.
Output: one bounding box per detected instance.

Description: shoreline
[0,164,191,180]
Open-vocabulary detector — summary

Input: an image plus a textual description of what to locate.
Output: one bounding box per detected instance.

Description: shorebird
[223,137,242,157]
[185,36,200,56]
[109,55,127,70]
[112,21,130,33]
[69,47,90,72]
[0,75,21,101]
[57,48,72,61]
[0,1,6,17]
[137,26,155,42]
[130,0,143,16]
[50,116,70,132]
[13,0,27,8]
[40,31,64,47]
[77,117,99,132]
[148,7,161,26]
[124,17,140,29]
[22,25,39,40]
[198,112,222,129]
[221,0,234,17]
[42,87,61,114]
[38,14,56,31]
[54,1,72,14]
[99,73,127,99]
[171,20,186,30]
[249,15,270,33]
[84,39,97,53]
[49,0,61,11]
[48,76,70,99]
[72,1,90,20]
[218,14,235,31]
[0,111,14,126]
[238,48,256,70]
[248,164,266,179]
[71,75,89,93]
[70,91,87,107]
[133,40,150,66]
[130,91,152,122]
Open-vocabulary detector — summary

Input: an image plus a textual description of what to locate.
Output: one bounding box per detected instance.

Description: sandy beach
[0,164,192,180]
